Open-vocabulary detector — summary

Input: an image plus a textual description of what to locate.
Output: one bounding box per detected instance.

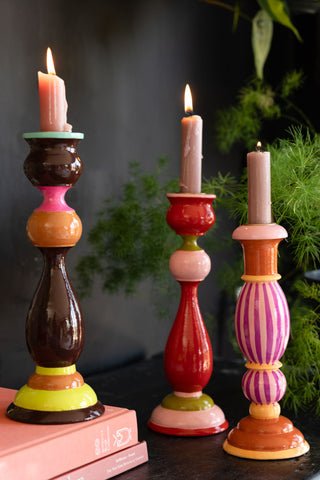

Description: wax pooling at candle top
[38,47,72,132]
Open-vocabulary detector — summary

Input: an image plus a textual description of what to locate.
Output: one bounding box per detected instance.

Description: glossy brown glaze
[24,138,83,186]
[7,401,105,425]
[26,247,84,367]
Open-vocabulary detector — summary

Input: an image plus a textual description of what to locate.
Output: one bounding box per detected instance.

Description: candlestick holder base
[223,223,309,459]
[223,413,309,460]
[7,133,104,424]
[7,365,104,424]
[148,398,227,437]
[148,194,228,436]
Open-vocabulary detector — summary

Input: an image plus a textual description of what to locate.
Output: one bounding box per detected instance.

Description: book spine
[1,410,138,480]
[52,441,148,480]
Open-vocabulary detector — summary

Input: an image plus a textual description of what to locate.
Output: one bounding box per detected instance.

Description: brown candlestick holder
[7,132,105,424]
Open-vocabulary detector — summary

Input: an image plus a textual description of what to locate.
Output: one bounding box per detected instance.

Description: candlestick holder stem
[223,223,309,459]
[7,132,104,424]
[148,193,228,436]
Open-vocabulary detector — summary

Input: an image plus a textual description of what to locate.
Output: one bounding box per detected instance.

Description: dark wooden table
[86,356,320,480]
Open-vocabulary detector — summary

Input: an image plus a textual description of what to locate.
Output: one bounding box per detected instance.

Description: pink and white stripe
[235,281,290,364]
[242,368,287,404]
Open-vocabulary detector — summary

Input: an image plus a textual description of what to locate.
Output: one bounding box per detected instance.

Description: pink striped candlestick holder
[223,223,310,459]
[148,193,228,436]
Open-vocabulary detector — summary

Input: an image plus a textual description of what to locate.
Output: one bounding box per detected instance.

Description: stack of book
[0,388,148,480]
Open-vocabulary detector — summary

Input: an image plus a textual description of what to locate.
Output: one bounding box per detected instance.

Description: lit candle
[247,141,272,224]
[38,47,72,132]
[179,84,203,193]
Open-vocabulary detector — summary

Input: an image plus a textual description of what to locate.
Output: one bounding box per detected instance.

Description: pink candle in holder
[179,84,202,193]
[247,142,272,224]
[38,48,72,132]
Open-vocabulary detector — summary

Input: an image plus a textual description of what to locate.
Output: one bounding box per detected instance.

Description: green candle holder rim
[23,132,84,139]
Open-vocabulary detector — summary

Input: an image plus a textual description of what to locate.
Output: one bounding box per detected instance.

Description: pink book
[0,388,143,480]
[53,441,148,480]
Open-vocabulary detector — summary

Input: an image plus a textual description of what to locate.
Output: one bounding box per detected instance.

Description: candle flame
[256,141,262,151]
[46,47,56,75]
[184,84,193,114]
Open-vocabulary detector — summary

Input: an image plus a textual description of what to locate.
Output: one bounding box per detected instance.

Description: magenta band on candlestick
[235,281,290,364]
[35,186,74,212]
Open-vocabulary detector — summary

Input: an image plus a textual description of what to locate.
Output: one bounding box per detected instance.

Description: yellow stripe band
[35,365,76,376]
[241,274,281,283]
[245,361,282,371]
[14,383,97,411]
[223,440,310,460]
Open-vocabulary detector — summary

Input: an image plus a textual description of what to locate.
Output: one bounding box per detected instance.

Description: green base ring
[162,393,214,411]
[23,132,84,139]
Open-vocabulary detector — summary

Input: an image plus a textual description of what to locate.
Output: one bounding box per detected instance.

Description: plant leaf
[232,1,240,32]
[252,9,273,79]
[257,0,302,41]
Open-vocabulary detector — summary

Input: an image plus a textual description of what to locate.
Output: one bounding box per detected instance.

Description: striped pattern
[242,369,286,404]
[235,282,290,364]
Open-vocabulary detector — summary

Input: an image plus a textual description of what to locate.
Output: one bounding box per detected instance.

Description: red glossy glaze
[166,194,216,236]
[164,282,213,392]
[147,419,229,437]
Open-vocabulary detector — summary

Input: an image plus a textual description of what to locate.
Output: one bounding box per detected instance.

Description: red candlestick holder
[148,193,228,436]
[7,132,105,424]
[223,223,309,459]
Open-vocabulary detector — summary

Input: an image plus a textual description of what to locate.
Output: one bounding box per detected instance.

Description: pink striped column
[223,223,309,460]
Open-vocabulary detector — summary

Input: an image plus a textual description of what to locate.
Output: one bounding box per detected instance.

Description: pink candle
[179,84,202,193]
[247,142,272,224]
[38,48,72,132]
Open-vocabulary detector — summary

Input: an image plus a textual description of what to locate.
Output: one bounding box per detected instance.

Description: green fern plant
[215,70,316,152]
[76,158,179,299]
[76,158,236,304]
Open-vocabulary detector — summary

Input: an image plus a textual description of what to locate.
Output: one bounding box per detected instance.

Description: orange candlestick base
[224,411,309,460]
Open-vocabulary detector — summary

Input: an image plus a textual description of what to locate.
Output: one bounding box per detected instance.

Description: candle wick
[256,141,263,152]
[185,110,193,117]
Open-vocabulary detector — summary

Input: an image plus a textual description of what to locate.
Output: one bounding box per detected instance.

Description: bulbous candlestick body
[148,193,228,436]
[7,132,104,424]
[223,223,309,459]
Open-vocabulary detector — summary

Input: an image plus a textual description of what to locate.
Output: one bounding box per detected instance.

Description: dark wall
[0,0,318,388]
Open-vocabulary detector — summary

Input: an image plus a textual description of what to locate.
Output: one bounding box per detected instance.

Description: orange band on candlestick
[240,239,281,276]
[27,210,82,247]
[28,371,84,391]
